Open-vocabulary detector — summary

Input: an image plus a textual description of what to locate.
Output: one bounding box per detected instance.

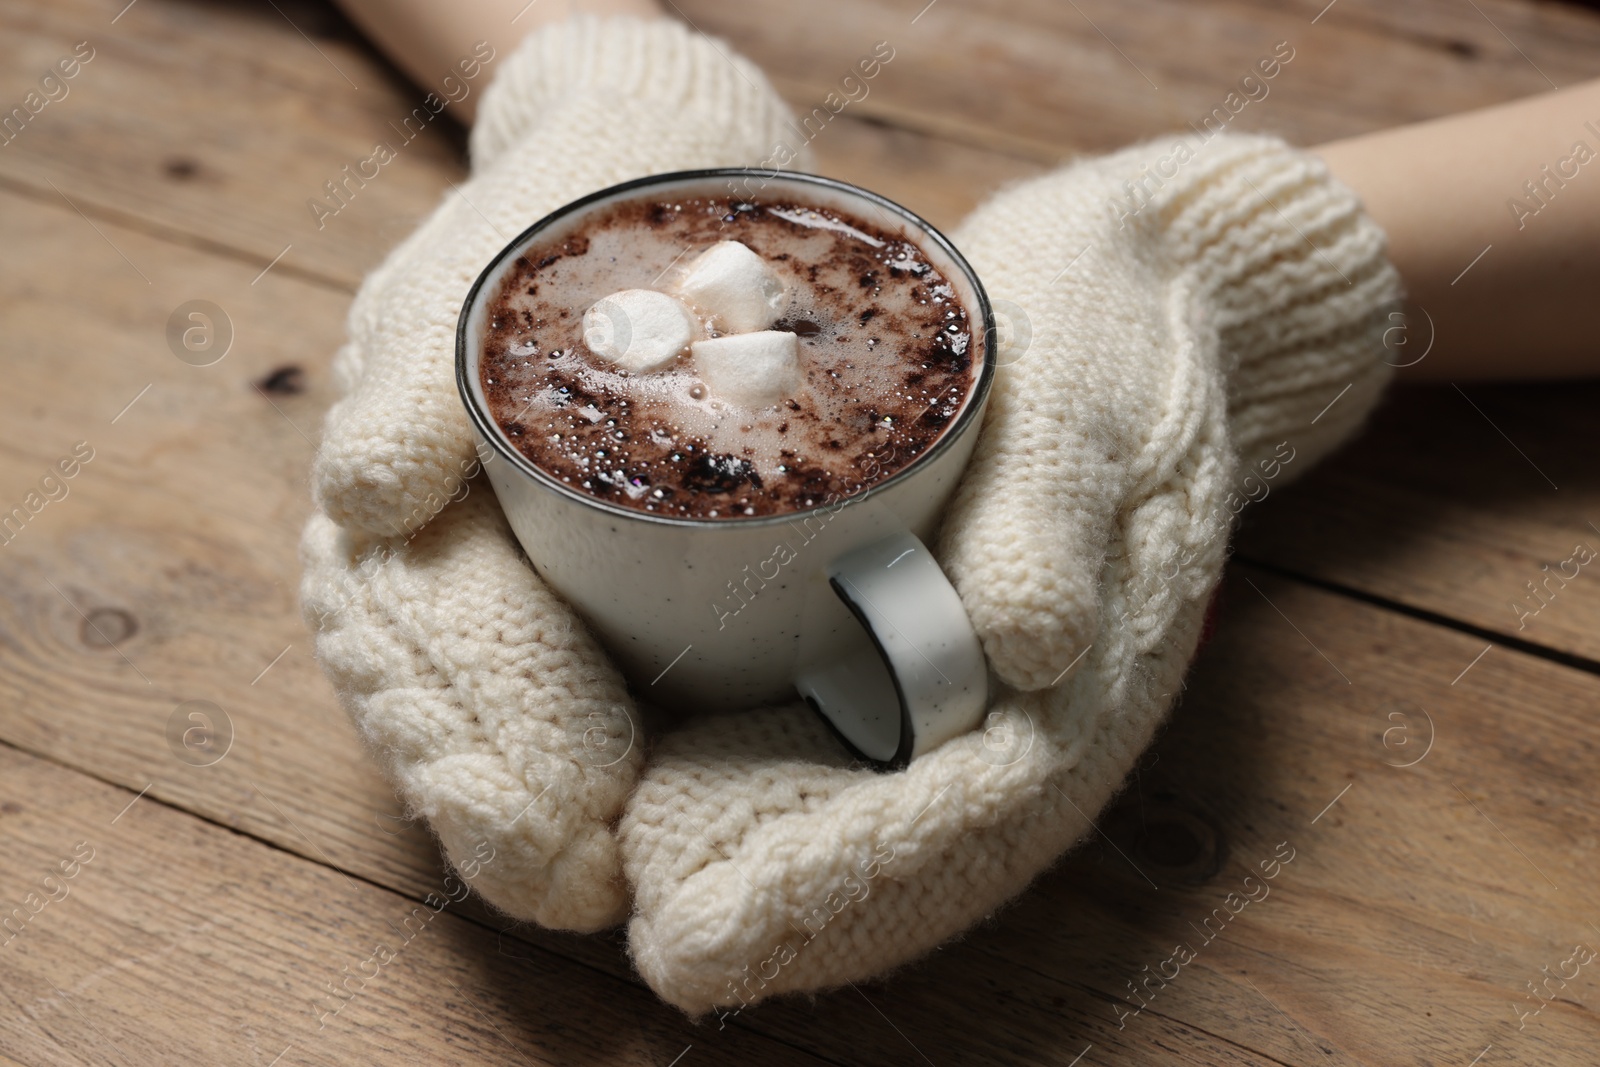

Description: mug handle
[794,531,988,769]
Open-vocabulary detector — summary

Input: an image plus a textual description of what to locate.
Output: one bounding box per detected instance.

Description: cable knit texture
[301,17,1400,1013]
[303,489,644,930]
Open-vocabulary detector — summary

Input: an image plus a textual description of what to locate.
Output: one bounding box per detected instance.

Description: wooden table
[2,0,1597,1063]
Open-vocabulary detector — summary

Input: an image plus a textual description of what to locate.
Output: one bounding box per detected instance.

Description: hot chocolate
[479,194,979,520]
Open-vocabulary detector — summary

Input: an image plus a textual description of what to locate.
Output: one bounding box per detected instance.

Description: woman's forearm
[335,0,664,123]
[1315,79,1600,381]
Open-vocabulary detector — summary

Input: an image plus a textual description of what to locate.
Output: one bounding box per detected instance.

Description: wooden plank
[0,0,464,290]
[0,185,448,898]
[801,109,1045,231]
[680,0,1600,156]
[9,0,1597,298]
[0,743,829,1066]
[972,564,1600,1067]
[1236,382,1600,663]
[0,0,1042,291]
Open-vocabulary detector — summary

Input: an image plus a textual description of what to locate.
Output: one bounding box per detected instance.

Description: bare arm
[334,0,664,123]
[1315,79,1600,381]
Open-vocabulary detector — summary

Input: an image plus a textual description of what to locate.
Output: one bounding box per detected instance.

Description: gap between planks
[1234,558,1600,679]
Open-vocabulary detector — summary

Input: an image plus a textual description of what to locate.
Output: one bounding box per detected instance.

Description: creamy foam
[480,195,978,519]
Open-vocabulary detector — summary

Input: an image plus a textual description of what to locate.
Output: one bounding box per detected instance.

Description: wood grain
[0,185,437,893]
[0,743,830,1066]
[0,0,463,289]
[989,563,1600,1067]
[680,0,1600,155]
[0,0,1044,290]
[9,0,1598,286]
[1236,382,1600,663]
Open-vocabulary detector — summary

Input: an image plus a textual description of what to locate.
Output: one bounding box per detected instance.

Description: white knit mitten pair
[301,17,1399,1014]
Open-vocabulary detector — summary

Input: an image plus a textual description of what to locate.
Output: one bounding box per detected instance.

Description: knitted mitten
[300,16,809,931]
[619,134,1399,1014]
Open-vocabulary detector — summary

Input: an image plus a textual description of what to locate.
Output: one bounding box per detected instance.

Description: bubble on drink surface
[166,300,234,367]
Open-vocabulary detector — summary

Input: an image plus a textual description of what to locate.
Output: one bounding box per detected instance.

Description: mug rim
[455,167,997,530]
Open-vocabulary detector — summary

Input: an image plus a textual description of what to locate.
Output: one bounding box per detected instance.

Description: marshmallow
[692,330,803,408]
[583,289,695,373]
[673,241,787,333]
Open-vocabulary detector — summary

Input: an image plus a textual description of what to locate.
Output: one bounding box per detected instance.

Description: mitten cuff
[471,16,799,174]
[1123,134,1401,474]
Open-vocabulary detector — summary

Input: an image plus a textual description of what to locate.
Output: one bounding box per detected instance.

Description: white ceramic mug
[456,170,995,768]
